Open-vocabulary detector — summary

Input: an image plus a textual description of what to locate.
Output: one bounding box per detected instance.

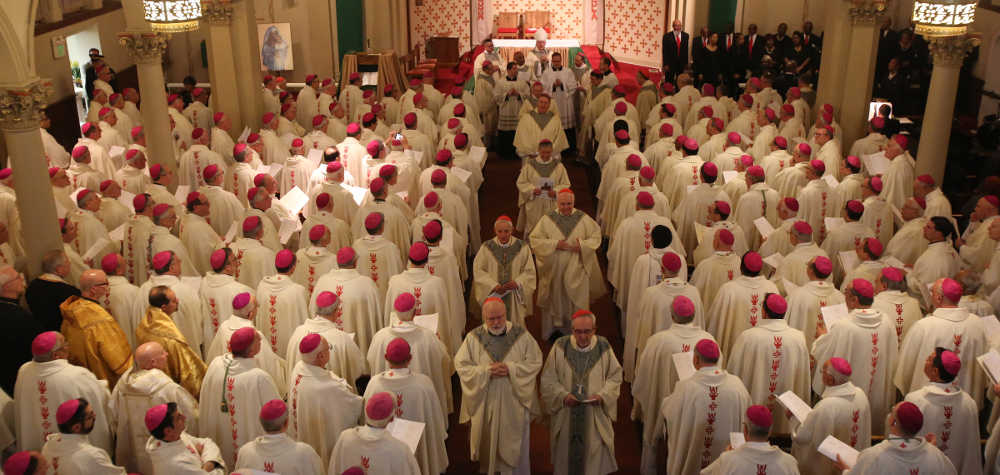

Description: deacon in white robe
[784,257,845,348]
[254,252,311,356]
[733,166,780,249]
[902,348,981,475]
[791,358,872,475]
[701,405,800,475]
[198,329,282,468]
[706,252,780,356]
[773,221,830,290]
[109,342,199,474]
[205,295,288,393]
[842,402,956,475]
[233,399,324,475]
[383,242,458,352]
[630,296,713,474]
[672,163,729,258]
[884,198,929,267]
[308,247,383,354]
[368,293,453,415]
[200,166,245,237]
[727,294,810,435]
[871,267,923,347]
[454,299,542,475]
[907,219,961,307]
[228,216,278,288]
[14,332,112,453]
[327,392,422,475]
[364,337,449,475]
[144,403,226,475]
[286,334,363,468]
[660,339,751,475]
[894,278,989,407]
[608,199,685,312]
[98,254,141,348]
[285,291,368,387]
[880,135,916,210]
[540,311,622,475]
[812,279,898,434]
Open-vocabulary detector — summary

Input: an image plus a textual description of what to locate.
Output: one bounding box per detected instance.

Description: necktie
[749,37,754,54]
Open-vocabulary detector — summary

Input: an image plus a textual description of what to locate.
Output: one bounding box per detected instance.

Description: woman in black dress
[784,32,815,76]
[696,32,726,87]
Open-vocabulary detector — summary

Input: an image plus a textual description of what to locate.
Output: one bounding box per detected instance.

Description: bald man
[110,342,200,474]
[59,270,132,387]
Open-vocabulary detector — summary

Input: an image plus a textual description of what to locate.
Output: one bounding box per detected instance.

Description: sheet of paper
[108,146,125,158]
[108,223,126,242]
[345,185,368,205]
[817,435,859,468]
[307,148,323,168]
[722,170,739,184]
[777,390,812,422]
[754,217,775,239]
[413,313,439,333]
[267,163,283,177]
[118,190,135,209]
[820,303,849,328]
[237,126,251,144]
[862,151,890,176]
[82,237,110,262]
[386,418,425,454]
[763,253,784,271]
[277,186,309,215]
[977,349,1000,385]
[173,185,190,204]
[838,251,859,274]
[180,276,202,292]
[730,432,746,450]
[451,166,472,183]
[470,146,487,169]
[686,184,698,193]
[824,217,845,231]
[672,351,696,380]
[822,174,839,189]
[224,221,239,243]
[278,218,301,245]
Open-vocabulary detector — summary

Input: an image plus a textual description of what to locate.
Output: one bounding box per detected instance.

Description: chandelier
[142,0,202,33]
[912,0,978,37]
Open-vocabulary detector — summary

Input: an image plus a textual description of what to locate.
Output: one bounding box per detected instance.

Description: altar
[492,39,583,64]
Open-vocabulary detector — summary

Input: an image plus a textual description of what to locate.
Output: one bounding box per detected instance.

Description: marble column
[202,1,244,134]
[228,0,264,131]
[814,0,853,120]
[838,2,883,149]
[118,32,177,174]
[915,36,973,182]
[0,80,62,276]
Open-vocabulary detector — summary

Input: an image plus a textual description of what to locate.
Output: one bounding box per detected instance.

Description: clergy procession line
[3,29,1000,475]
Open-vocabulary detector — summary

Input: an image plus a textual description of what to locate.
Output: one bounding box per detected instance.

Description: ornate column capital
[847,0,887,25]
[0,80,54,131]
[118,32,169,64]
[928,36,975,68]
[202,1,234,25]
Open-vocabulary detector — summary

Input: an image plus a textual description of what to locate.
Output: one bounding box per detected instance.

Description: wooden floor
[442,152,645,474]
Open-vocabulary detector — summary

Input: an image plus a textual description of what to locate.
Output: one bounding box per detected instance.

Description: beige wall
[33,8,133,102]
[735,0,827,34]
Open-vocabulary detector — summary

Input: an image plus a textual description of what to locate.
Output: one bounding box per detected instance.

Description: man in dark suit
[802,21,821,53]
[721,23,737,55]
[662,19,689,82]
[745,24,764,65]
[692,26,710,70]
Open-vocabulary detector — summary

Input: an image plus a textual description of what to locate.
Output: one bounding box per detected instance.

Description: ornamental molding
[118,32,169,64]
[848,0,887,25]
[202,1,234,25]
[927,36,974,67]
[0,81,54,130]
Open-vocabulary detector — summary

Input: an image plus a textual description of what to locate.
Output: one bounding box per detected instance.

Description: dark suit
[745,34,765,65]
[692,36,710,70]
[662,31,690,80]
[721,33,737,55]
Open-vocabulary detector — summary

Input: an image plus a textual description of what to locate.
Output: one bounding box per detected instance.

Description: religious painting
[258,23,293,71]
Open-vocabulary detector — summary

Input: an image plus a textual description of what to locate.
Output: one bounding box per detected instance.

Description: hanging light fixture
[911,0,978,37]
[142,0,202,33]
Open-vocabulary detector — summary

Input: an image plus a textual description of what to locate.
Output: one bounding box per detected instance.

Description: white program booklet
[386,418,425,454]
[278,186,309,215]
[451,166,472,183]
[754,217,775,239]
[470,146,487,169]
[413,313,439,334]
[862,151,890,176]
[673,352,696,380]
[820,303,850,329]
[817,435,859,468]
[977,349,1000,385]
[777,390,812,423]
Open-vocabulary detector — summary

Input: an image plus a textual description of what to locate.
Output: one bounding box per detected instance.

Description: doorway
[337,0,365,59]
[65,25,102,125]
